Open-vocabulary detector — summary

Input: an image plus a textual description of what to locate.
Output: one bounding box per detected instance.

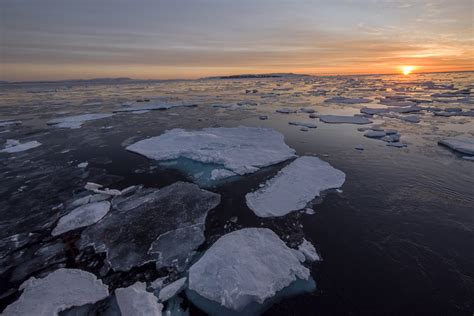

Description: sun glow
[401,66,415,75]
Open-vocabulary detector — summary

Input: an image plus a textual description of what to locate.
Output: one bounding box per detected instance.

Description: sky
[1,0,473,81]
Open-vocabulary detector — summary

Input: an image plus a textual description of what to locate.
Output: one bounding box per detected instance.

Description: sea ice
[187,228,310,312]
[0,120,22,127]
[360,105,421,115]
[288,121,318,128]
[319,115,372,124]
[115,282,163,316]
[80,182,220,271]
[324,96,372,104]
[299,107,316,113]
[115,101,196,113]
[438,137,474,155]
[51,201,111,236]
[48,114,114,129]
[1,139,41,153]
[246,156,345,217]
[298,239,320,262]
[77,162,88,168]
[126,127,296,177]
[276,108,297,113]
[84,182,122,196]
[158,277,187,302]
[364,130,387,138]
[2,269,109,316]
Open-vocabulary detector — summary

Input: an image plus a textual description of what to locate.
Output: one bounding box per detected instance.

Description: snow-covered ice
[115,282,163,316]
[246,156,345,217]
[187,228,311,312]
[158,277,187,302]
[48,113,114,129]
[2,268,109,316]
[438,137,474,155]
[126,127,296,178]
[298,239,320,262]
[80,182,220,271]
[1,139,41,153]
[319,115,372,124]
[51,201,111,236]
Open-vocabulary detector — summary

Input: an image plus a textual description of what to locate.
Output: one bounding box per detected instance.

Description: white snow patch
[115,282,163,316]
[48,114,114,129]
[246,156,345,217]
[126,127,296,176]
[1,139,41,153]
[298,239,320,262]
[2,268,109,316]
[188,228,310,311]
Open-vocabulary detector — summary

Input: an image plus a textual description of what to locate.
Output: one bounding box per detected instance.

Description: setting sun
[402,66,415,75]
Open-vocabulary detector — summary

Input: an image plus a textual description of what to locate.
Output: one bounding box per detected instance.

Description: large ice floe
[1,139,41,153]
[115,282,163,316]
[187,228,315,315]
[51,201,111,236]
[114,101,197,113]
[47,113,114,129]
[324,96,372,104]
[79,182,220,271]
[126,127,296,185]
[438,137,474,155]
[246,156,345,217]
[2,268,109,316]
[319,115,372,124]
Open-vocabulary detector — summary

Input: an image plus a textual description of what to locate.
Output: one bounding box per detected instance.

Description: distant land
[204,73,310,79]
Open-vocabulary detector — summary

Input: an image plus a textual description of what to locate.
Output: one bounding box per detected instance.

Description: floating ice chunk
[462,156,474,161]
[324,96,372,104]
[126,127,296,177]
[386,142,407,148]
[246,156,345,217]
[276,108,297,113]
[51,201,111,236]
[158,278,187,302]
[1,139,41,153]
[80,182,220,271]
[433,110,474,117]
[84,182,121,196]
[319,115,372,124]
[115,101,196,113]
[163,297,189,316]
[210,168,237,181]
[438,137,474,155]
[48,114,114,129]
[187,228,311,312]
[379,100,416,107]
[115,282,163,316]
[299,107,316,113]
[288,121,318,128]
[150,277,168,290]
[259,115,268,120]
[298,239,320,262]
[0,120,22,127]
[304,208,315,215]
[398,115,420,123]
[364,130,386,138]
[360,105,421,115]
[77,162,88,168]
[355,145,364,150]
[2,268,109,316]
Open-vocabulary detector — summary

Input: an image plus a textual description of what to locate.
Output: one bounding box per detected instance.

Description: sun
[401,66,415,75]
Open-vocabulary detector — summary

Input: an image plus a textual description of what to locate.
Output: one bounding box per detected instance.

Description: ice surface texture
[246,156,345,217]
[115,282,163,316]
[80,182,220,271]
[188,228,310,311]
[126,127,296,177]
[2,268,109,316]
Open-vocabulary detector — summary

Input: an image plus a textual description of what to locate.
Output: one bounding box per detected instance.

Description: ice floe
[324,96,372,104]
[276,107,297,113]
[115,282,163,316]
[2,268,109,316]
[0,120,22,127]
[80,182,220,271]
[187,228,311,312]
[298,239,320,262]
[360,105,421,115]
[1,139,41,153]
[47,114,114,129]
[246,156,345,217]
[319,115,372,124]
[126,127,296,179]
[115,101,197,113]
[51,201,111,236]
[84,182,122,196]
[158,277,187,302]
[288,121,318,128]
[438,137,474,155]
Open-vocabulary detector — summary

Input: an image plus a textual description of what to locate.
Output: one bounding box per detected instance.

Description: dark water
[0,73,473,315]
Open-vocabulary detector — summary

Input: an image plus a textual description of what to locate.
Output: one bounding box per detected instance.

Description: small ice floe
[462,156,474,161]
[115,282,163,316]
[126,127,295,181]
[398,115,420,123]
[324,96,372,104]
[433,110,474,117]
[158,277,187,302]
[304,208,315,215]
[355,145,364,150]
[80,182,220,271]
[360,105,421,115]
[362,129,407,148]
[187,228,314,314]
[379,99,416,107]
[210,169,237,181]
[309,113,319,118]
[48,113,114,129]
[115,101,196,113]
[298,239,320,262]
[300,107,316,113]
[319,115,372,125]
[259,115,268,120]
[2,268,109,316]
[69,194,110,208]
[51,201,111,236]
[0,120,22,127]
[386,142,407,148]
[246,156,345,217]
[364,130,387,138]
[1,139,41,153]
[276,107,297,114]
[84,182,121,196]
[288,121,318,128]
[438,137,474,155]
[77,162,88,168]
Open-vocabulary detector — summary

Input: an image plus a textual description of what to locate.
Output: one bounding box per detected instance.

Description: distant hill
[204,73,310,79]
